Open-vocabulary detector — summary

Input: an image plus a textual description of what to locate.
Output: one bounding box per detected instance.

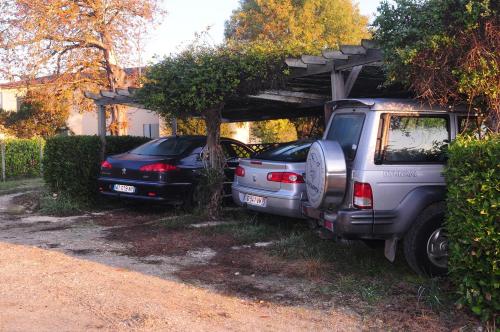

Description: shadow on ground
[0,188,481,331]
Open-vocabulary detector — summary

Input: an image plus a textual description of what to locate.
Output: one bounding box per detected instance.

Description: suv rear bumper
[302,203,374,239]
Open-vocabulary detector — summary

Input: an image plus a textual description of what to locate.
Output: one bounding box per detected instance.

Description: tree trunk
[101,31,127,136]
[203,106,224,220]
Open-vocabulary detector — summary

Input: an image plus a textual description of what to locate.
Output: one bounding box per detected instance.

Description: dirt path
[0,242,361,332]
[0,189,481,331]
[0,191,363,331]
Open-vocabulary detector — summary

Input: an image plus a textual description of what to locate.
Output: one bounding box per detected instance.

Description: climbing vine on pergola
[136,46,285,218]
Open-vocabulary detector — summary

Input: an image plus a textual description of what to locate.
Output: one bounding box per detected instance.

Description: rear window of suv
[325,113,365,160]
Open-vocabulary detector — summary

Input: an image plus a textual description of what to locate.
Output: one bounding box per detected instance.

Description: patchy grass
[157,214,200,230]
[267,229,474,329]
[0,178,44,195]
[199,211,304,245]
[28,197,477,331]
[38,192,87,217]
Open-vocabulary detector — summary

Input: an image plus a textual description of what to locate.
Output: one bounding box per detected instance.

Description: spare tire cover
[305,140,347,209]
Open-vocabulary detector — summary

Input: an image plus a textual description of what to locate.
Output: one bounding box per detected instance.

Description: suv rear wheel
[404,203,448,276]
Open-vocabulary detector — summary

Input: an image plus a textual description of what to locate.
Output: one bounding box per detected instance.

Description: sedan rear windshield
[130,138,198,156]
[253,141,313,162]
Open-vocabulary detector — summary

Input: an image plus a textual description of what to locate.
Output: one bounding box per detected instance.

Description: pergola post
[97,104,106,160]
[328,71,346,126]
[171,118,177,136]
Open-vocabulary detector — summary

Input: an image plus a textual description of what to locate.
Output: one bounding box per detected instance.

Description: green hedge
[43,135,151,201]
[1,138,44,179]
[445,134,499,323]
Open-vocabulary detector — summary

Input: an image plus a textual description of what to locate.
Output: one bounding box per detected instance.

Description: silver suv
[303,98,477,276]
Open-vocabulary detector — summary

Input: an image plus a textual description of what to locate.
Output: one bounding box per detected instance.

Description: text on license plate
[113,184,136,193]
[245,194,266,207]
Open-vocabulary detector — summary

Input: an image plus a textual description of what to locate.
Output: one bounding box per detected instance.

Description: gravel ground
[0,242,362,331]
[0,191,362,331]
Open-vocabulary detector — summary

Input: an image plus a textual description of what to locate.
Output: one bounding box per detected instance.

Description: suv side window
[380,115,450,164]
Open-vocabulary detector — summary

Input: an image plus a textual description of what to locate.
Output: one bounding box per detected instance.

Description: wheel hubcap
[427,228,448,268]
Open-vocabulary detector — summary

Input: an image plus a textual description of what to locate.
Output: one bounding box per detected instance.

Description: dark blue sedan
[98,135,253,204]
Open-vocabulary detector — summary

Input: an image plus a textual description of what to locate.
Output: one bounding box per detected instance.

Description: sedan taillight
[101,160,112,169]
[235,166,245,177]
[139,163,178,172]
[353,182,373,209]
[267,172,305,184]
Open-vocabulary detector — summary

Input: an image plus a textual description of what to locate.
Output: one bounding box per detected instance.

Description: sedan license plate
[113,184,136,193]
[245,194,266,207]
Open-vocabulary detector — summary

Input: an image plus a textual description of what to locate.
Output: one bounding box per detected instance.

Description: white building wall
[67,106,162,137]
[0,89,22,112]
[1,85,251,142]
[229,122,250,144]
[66,109,99,135]
[126,107,161,137]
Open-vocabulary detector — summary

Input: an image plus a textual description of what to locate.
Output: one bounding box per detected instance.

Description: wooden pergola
[84,40,406,145]
[251,39,385,123]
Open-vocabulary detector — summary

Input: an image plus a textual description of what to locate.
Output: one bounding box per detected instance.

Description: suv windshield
[326,113,365,160]
[130,137,199,156]
[254,141,313,162]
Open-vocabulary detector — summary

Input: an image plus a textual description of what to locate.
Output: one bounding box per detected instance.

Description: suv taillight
[139,163,178,172]
[235,166,245,177]
[353,182,373,209]
[101,160,112,169]
[267,172,305,184]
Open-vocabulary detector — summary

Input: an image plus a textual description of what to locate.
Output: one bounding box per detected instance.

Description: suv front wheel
[403,203,448,276]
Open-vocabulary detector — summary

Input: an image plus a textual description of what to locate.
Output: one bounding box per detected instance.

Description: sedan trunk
[104,153,177,182]
[237,159,288,191]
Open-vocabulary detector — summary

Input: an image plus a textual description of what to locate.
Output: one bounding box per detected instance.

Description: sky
[0,0,384,82]
[142,0,384,63]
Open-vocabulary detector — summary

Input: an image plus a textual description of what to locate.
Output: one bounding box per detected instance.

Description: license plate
[113,184,136,193]
[245,194,266,207]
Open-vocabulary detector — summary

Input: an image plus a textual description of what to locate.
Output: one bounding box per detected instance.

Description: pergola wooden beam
[334,49,383,71]
[248,89,328,104]
[301,55,328,65]
[285,58,307,68]
[284,40,385,125]
[344,65,363,96]
[322,50,349,60]
[339,45,367,55]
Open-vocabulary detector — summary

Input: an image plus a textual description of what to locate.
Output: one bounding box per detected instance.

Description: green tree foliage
[251,119,298,143]
[137,45,284,218]
[290,117,324,139]
[225,0,370,55]
[445,134,499,324]
[0,89,69,138]
[226,0,365,139]
[373,0,499,130]
[174,118,238,138]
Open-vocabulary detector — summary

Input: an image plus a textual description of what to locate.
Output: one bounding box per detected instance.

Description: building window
[143,123,160,138]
